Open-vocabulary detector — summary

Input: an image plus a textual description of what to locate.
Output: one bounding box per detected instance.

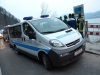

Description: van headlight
[49,39,65,47]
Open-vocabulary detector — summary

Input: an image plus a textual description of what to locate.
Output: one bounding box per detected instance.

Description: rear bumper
[48,39,85,67]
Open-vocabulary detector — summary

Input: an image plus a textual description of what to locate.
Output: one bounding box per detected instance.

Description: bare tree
[41,2,51,15]
[0,6,20,27]
[50,11,58,17]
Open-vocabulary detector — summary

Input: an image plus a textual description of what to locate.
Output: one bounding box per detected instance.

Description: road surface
[0,39,100,75]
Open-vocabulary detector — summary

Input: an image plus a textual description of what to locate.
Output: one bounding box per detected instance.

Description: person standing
[71,13,77,29]
[77,14,85,38]
[63,15,68,24]
[59,16,62,21]
[67,14,77,30]
[72,13,76,21]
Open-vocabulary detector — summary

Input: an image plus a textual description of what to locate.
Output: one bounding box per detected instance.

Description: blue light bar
[40,15,49,18]
[23,16,33,20]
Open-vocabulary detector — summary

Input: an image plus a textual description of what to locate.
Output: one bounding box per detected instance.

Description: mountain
[62,10,100,19]
[85,10,100,19]
[0,6,20,29]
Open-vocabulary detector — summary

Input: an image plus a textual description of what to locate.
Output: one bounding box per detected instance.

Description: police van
[7,15,85,70]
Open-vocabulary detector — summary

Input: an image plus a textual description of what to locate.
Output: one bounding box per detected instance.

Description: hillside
[62,10,100,19]
[0,6,20,29]
[85,10,100,19]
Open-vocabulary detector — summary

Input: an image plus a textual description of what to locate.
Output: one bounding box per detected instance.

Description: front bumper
[48,39,85,67]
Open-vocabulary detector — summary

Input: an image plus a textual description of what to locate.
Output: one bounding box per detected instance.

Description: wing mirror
[28,31,36,39]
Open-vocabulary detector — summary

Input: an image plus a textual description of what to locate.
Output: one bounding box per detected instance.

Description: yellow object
[77,18,84,32]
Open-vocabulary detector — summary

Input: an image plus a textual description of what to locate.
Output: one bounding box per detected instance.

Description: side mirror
[28,31,36,39]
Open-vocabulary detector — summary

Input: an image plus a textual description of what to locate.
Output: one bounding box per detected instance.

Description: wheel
[3,38,5,41]
[9,44,12,48]
[15,46,20,55]
[42,53,53,70]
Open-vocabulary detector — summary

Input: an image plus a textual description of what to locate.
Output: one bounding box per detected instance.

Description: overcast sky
[0,0,100,21]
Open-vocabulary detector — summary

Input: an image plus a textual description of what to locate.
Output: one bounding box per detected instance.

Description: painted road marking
[0,67,2,75]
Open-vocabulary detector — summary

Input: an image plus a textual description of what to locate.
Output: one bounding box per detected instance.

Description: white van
[7,16,85,70]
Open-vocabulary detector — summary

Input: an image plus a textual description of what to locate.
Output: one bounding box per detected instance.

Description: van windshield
[30,18,69,34]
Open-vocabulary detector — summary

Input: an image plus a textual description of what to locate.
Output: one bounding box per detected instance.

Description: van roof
[7,17,53,28]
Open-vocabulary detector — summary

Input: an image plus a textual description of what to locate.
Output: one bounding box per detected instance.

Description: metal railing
[84,21,100,39]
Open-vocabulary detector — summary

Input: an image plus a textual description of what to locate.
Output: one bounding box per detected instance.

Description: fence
[85,21,100,39]
[84,21,100,54]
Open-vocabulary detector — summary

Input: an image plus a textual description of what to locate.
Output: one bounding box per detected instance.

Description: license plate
[74,48,82,56]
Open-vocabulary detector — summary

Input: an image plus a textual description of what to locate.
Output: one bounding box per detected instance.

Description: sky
[0,0,100,21]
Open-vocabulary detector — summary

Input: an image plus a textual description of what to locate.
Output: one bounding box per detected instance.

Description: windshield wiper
[41,29,66,34]
[41,31,56,34]
[55,29,66,32]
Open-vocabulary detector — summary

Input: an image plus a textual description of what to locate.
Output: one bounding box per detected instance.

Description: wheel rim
[15,50,18,54]
[43,56,47,68]
[15,47,18,54]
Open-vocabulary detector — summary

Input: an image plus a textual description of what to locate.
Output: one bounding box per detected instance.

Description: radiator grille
[66,39,80,47]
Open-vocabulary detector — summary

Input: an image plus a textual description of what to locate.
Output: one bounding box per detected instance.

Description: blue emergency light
[23,16,33,20]
[40,15,49,18]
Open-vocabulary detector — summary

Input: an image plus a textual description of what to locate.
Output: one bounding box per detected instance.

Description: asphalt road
[0,39,100,75]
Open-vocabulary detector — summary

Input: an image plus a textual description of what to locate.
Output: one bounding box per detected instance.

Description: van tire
[42,53,53,70]
[3,38,5,41]
[9,44,12,48]
[15,47,20,55]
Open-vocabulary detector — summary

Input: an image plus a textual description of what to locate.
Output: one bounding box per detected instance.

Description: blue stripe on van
[12,42,50,53]
[56,31,76,39]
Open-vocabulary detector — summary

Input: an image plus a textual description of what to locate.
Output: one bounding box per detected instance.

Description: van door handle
[24,37,26,41]
[22,37,23,41]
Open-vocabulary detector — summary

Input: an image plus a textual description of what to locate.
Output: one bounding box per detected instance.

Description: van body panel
[48,39,85,67]
[44,30,81,44]
[7,17,85,68]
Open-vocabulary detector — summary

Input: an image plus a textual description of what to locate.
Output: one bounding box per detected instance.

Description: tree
[50,11,58,17]
[0,6,20,29]
[41,2,51,15]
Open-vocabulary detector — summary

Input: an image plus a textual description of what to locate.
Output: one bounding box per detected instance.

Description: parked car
[0,29,4,39]
[3,26,9,41]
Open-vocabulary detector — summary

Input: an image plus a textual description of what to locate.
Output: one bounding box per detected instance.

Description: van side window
[9,27,13,37]
[9,25,22,38]
[23,23,34,36]
[3,30,6,34]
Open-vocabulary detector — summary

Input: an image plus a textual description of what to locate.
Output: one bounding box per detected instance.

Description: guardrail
[85,21,100,39]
